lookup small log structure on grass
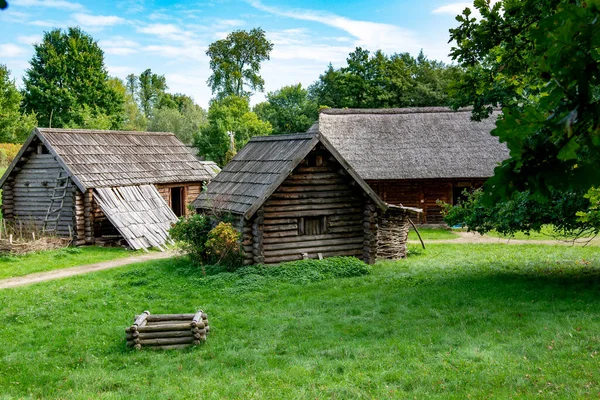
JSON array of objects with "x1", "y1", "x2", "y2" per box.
[{"x1": 125, "y1": 310, "x2": 210, "y2": 350}]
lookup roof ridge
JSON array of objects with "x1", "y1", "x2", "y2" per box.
[
  {"x1": 37, "y1": 128, "x2": 175, "y2": 136},
  {"x1": 320, "y1": 107, "x2": 475, "y2": 115},
  {"x1": 249, "y1": 132, "x2": 317, "y2": 142}
]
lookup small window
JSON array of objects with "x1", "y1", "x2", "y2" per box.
[{"x1": 298, "y1": 216, "x2": 327, "y2": 236}]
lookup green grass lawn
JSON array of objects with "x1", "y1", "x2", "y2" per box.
[
  {"x1": 1, "y1": 243, "x2": 600, "y2": 398},
  {"x1": 0, "y1": 246, "x2": 137, "y2": 279},
  {"x1": 486, "y1": 224, "x2": 599, "y2": 241},
  {"x1": 408, "y1": 227, "x2": 459, "y2": 240}
]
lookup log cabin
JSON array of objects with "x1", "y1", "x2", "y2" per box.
[
  {"x1": 311, "y1": 108, "x2": 509, "y2": 224},
  {"x1": 0, "y1": 128, "x2": 218, "y2": 250},
  {"x1": 193, "y1": 132, "x2": 419, "y2": 265}
]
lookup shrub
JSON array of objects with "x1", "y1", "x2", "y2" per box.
[
  {"x1": 0, "y1": 143, "x2": 21, "y2": 167},
  {"x1": 205, "y1": 222, "x2": 243, "y2": 270},
  {"x1": 169, "y1": 214, "x2": 213, "y2": 263},
  {"x1": 234, "y1": 256, "x2": 371, "y2": 284}
]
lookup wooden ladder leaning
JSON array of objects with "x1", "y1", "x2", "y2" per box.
[{"x1": 43, "y1": 170, "x2": 70, "y2": 233}]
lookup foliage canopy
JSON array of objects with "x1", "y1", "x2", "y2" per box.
[
  {"x1": 21, "y1": 27, "x2": 124, "y2": 129},
  {"x1": 254, "y1": 84, "x2": 318, "y2": 135},
  {"x1": 0, "y1": 65, "x2": 36, "y2": 143},
  {"x1": 206, "y1": 28, "x2": 273, "y2": 99},
  {"x1": 309, "y1": 48, "x2": 463, "y2": 108},
  {"x1": 445, "y1": 0, "x2": 600, "y2": 235},
  {"x1": 195, "y1": 95, "x2": 272, "y2": 166}
]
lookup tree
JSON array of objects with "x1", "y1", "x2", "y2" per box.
[
  {"x1": 195, "y1": 95, "x2": 272, "y2": 165},
  {"x1": 21, "y1": 27, "x2": 124, "y2": 129},
  {"x1": 444, "y1": 0, "x2": 600, "y2": 236},
  {"x1": 108, "y1": 77, "x2": 146, "y2": 131},
  {"x1": 137, "y1": 69, "x2": 167, "y2": 118},
  {"x1": 309, "y1": 48, "x2": 461, "y2": 108},
  {"x1": 0, "y1": 0, "x2": 7, "y2": 10},
  {"x1": 206, "y1": 28, "x2": 274, "y2": 99},
  {"x1": 254, "y1": 84, "x2": 318, "y2": 135},
  {"x1": 0, "y1": 65, "x2": 36, "y2": 143},
  {"x1": 148, "y1": 100, "x2": 207, "y2": 144}
]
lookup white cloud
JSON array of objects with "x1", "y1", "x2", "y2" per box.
[
  {"x1": 104, "y1": 47, "x2": 138, "y2": 56},
  {"x1": 0, "y1": 10, "x2": 30, "y2": 23},
  {"x1": 99, "y1": 38, "x2": 140, "y2": 48},
  {"x1": 29, "y1": 20, "x2": 60, "y2": 27},
  {"x1": 142, "y1": 45, "x2": 207, "y2": 62},
  {"x1": 267, "y1": 28, "x2": 351, "y2": 63},
  {"x1": 137, "y1": 23, "x2": 195, "y2": 42},
  {"x1": 106, "y1": 65, "x2": 138, "y2": 78},
  {"x1": 12, "y1": 0, "x2": 84, "y2": 11},
  {"x1": 214, "y1": 19, "x2": 245, "y2": 27},
  {"x1": 432, "y1": 1, "x2": 501, "y2": 18},
  {"x1": 248, "y1": 0, "x2": 420, "y2": 54},
  {"x1": 17, "y1": 35, "x2": 42, "y2": 45},
  {"x1": 0, "y1": 43, "x2": 28, "y2": 58},
  {"x1": 72, "y1": 13, "x2": 126, "y2": 27},
  {"x1": 432, "y1": 2, "x2": 473, "y2": 16}
]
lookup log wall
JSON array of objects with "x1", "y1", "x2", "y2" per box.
[
  {"x1": 367, "y1": 178, "x2": 486, "y2": 224},
  {"x1": 251, "y1": 145, "x2": 368, "y2": 265},
  {"x1": 3, "y1": 149, "x2": 75, "y2": 236}
]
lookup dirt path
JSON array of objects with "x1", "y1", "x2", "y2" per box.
[
  {"x1": 0, "y1": 250, "x2": 176, "y2": 289},
  {"x1": 409, "y1": 231, "x2": 598, "y2": 246}
]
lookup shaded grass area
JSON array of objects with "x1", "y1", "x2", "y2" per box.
[
  {"x1": 486, "y1": 224, "x2": 598, "y2": 241},
  {"x1": 1, "y1": 244, "x2": 600, "y2": 398},
  {"x1": 0, "y1": 246, "x2": 137, "y2": 279},
  {"x1": 408, "y1": 227, "x2": 459, "y2": 241}
]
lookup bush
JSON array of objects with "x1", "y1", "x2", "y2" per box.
[
  {"x1": 0, "y1": 143, "x2": 21, "y2": 167},
  {"x1": 169, "y1": 214, "x2": 213, "y2": 263},
  {"x1": 205, "y1": 222, "x2": 243, "y2": 270},
  {"x1": 235, "y1": 256, "x2": 371, "y2": 284}
]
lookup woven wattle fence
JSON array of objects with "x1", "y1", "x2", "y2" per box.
[
  {"x1": 376, "y1": 205, "x2": 411, "y2": 260},
  {"x1": 125, "y1": 310, "x2": 210, "y2": 350}
]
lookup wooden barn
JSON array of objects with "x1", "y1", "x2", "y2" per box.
[
  {"x1": 193, "y1": 132, "x2": 419, "y2": 265},
  {"x1": 0, "y1": 128, "x2": 218, "y2": 250},
  {"x1": 312, "y1": 108, "x2": 509, "y2": 224}
]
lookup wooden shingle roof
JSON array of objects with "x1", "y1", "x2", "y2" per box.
[
  {"x1": 193, "y1": 132, "x2": 386, "y2": 219},
  {"x1": 313, "y1": 107, "x2": 509, "y2": 180},
  {"x1": 0, "y1": 128, "x2": 217, "y2": 192}
]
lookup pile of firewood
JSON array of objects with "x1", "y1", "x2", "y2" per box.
[{"x1": 125, "y1": 310, "x2": 210, "y2": 350}]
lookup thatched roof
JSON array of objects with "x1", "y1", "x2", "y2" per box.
[
  {"x1": 312, "y1": 108, "x2": 508, "y2": 180},
  {"x1": 193, "y1": 132, "x2": 386, "y2": 219},
  {"x1": 0, "y1": 128, "x2": 217, "y2": 192}
]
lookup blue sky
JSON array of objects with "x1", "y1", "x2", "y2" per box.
[{"x1": 0, "y1": 0, "x2": 474, "y2": 108}]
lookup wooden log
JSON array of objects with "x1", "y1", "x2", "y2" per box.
[
  {"x1": 263, "y1": 202, "x2": 361, "y2": 213},
  {"x1": 192, "y1": 328, "x2": 207, "y2": 335},
  {"x1": 263, "y1": 224, "x2": 297, "y2": 232},
  {"x1": 263, "y1": 230, "x2": 301, "y2": 238},
  {"x1": 262, "y1": 218, "x2": 298, "y2": 225},
  {"x1": 191, "y1": 310, "x2": 203, "y2": 326},
  {"x1": 263, "y1": 207, "x2": 363, "y2": 219},
  {"x1": 264, "y1": 242, "x2": 363, "y2": 258},
  {"x1": 264, "y1": 236, "x2": 363, "y2": 251},
  {"x1": 133, "y1": 310, "x2": 150, "y2": 326},
  {"x1": 125, "y1": 331, "x2": 140, "y2": 339},
  {"x1": 263, "y1": 232, "x2": 361, "y2": 245},
  {"x1": 136, "y1": 323, "x2": 193, "y2": 332},
  {"x1": 138, "y1": 337, "x2": 196, "y2": 346},
  {"x1": 276, "y1": 184, "x2": 350, "y2": 193},
  {"x1": 145, "y1": 314, "x2": 196, "y2": 322}
]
